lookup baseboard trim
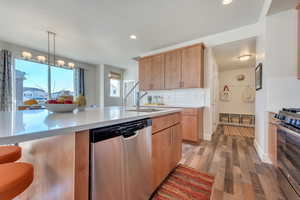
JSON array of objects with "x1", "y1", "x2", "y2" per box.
[
  {"x1": 254, "y1": 139, "x2": 272, "y2": 164},
  {"x1": 203, "y1": 132, "x2": 212, "y2": 141}
]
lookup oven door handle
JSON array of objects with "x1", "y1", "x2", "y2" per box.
[{"x1": 277, "y1": 124, "x2": 299, "y2": 136}]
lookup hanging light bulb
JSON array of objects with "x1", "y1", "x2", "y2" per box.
[
  {"x1": 57, "y1": 60, "x2": 65, "y2": 67},
  {"x1": 37, "y1": 55, "x2": 46, "y2": 63},
  {"x1": 68, "y1": 62, "x2": 75, "y2": 68},
  {"x1": 21, "y1": 51, "x2": 32, "y2": 60}
]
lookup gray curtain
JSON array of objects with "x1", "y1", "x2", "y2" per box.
[
  {"x1": 75, "y1": 68, "x2": 85, "y2": 97},
  {"x1": 79, "y1": 68, "x2": 85, "y2": 96},
  {"x1": 0, "y1": 50, "x2": 13, "y2": 111}
]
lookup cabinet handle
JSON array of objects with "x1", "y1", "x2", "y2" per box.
[{"x1": 182, "y1": 81, "x2": 184, "y2": 87}]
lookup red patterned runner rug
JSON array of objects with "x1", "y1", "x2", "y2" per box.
[{"x1": 152, "y1": 164, "x2": 214, "y2": 200}]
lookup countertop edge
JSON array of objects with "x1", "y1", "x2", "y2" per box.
[{"x1": 0, "y1": 109, "x2": 182, "y2": 145}]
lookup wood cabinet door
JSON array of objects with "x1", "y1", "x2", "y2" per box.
[
  {"x1": 152, "y1": 128, "x2": 172, "y2": 190},
  {"x1": 268, "y1": 123, "x2": 277, "y2": 165},
  {"x1": 171, "y1": 124, "x2": 182, "y2": 169},
  {"x1": 151, "y1": 54, "x2": 165, "y2": 90},
  {"x1": 165, "y1": 50, "x2": 182, "y2": 89},
  {"x1": 181, "y1": 44, "x2": 204, "y2": 88},
  {"x1": 182, "y1": 115, "x2": 199, "y2": 142},
  {"x1": 138, "y1": 58, "x2": 152, "y2": 91}
]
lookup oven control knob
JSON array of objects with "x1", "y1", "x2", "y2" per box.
[{"x1": 296, "y1": 120, "x2": 300, "y2": 128}]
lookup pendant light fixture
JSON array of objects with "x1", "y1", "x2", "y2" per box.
[
  {"x1": 47, "y1": 31, "x2": 57, "y2": 67},
  {"x1": 47, "y1": 31, "x2": 57, "y2": 98}
]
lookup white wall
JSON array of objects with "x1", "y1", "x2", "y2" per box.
[
  {"x1": 84, "y1": 66, "x2": 97, "y2": 106},
  {"x1": 203, "y1": 48, "x2": 219, "y2": 140},
  {"x1": 124, "y1": 63, "x2": 138, "y2": 81},
  {"x1": 255, "y1": 9, "x2": 300, "y2": 163},
  {"x1": 95, "y1": 64, "x2": 105, "y2": 107},
  {"x1": 255, "y1": 18, "x2": 269, "y2": 162},
  {"x1": 219, "y1": 68, "x2": 255, "y2": 114},
  {"x1": 265, "y1": 9, "x2": 300, "y2": 111}
]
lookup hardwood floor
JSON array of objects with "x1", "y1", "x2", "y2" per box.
[
  {"x1": 223, "y1": 125, "x2": 254, "y2": 138},
  {"x1": 180, "y1": 126, "x2": 285, "y2": 200}
]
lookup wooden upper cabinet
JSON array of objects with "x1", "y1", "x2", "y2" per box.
[
  {"x1": 139, "y1": 43, "x2": 204, "y2": 90},
  {"x1": 181, "y1": 44, "x2": 204, "y2": 88},
  {"x1": 165, "y1": 50, "x2": 182, "y2": 89},
  {"x1": 151, "y1": 54, "x2": 165, "y2": 90},
  {"x1": 139, "y1": 57, "x2": 152, "y2": 91}
]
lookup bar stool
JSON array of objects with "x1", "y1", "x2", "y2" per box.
[
  {"x1": 0, "y1": 162, "x2": 34, "y2": 200},
  {"x1": 0, "y1": 146, "x2": 34, "y2": 199},
  {"x1": 0, "y1": 146, "x2": 21, "y2": 164}
]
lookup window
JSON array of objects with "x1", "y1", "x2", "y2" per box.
[
  {"x1": 15, "y1": 59, "x2": 74, "y2": 106},
  {"x1": 109, "y1": 72, "x2": 121, "y2": 98},
  {"x1": 51, "y1": 66, "x2": 74, "y2": 99},
  {"x1": 110, "y1": 78, "x2": 121, "y2": 97}
]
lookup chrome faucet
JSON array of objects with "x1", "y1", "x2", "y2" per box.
[
  {"x1": 123, "y1": 81, "x2": 147, "y2": 110},
  {"x1": 135, "y1": 91, "x2": 148, "y2": 110}
]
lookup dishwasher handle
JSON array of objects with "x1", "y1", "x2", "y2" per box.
[
  {"x1": 123, "y1": 131, "x2": 139, "y2": 140},
  {"x1": 90, "y1": 118, "x2": 152, "y2": 143}
]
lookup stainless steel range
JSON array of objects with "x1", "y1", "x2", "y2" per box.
[{"x1": 275, "y1": 108, "x2": 300, "y2": 199}]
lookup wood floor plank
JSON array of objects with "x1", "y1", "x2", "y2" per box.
[
  {"x1": 212, "y1": 188, "x2": 224, "y2": 200},
  {"x1": 223, "y1": 125, "x2": 254, "y2": 138},
  {"x1": 180, "y1": 125, "x2": 284, "y2": 200}
]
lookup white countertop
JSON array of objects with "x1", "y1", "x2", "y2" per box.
[
  {"x1": 0, "y1": 106, "x2": 182, "y2": 145},
  {"x1": 142, "y1": 105, "x2": 204, "y2": 108}
]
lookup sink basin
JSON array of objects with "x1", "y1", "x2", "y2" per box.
[{"x1": 126, "y1": 108, "x2": 161, "y2": 112}]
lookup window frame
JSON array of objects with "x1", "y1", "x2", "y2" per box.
[
  {"x1": 108, "y1": 72, "x2": 122, "y2": 98},
  {"x1": 14, "y1": 58, "x2": 75, "y2": 105}
]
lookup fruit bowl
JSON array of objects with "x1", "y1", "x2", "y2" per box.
[{"x1": 45, "y1": 103, "x2": 77, "y2": 113}]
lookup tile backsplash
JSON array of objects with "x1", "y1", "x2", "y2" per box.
[{"x1": 141, "y1": 88, "x2": 207, "y2": 107}]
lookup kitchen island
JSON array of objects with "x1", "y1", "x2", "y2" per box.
[
  {"x1": 0, "y1": 106, "x2": 182, "y2": 200},
  {"x1": 0, "y1": 106, "x2": 181, "y2": 145}
]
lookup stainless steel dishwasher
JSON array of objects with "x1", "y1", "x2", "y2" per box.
[{"x1": 90, "y1": 119, "x2": 152, "y2": 200}]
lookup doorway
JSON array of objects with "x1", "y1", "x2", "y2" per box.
[{"x1": 212, "y1": 37, "x2": 256, "y2": 139}]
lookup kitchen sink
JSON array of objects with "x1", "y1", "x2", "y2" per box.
[{"x1": 126, "y1": 108, "x2": 161, "y2": 112}]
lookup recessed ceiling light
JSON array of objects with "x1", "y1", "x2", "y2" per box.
[
  {"x1": 222, "y1": 0, "x2": 233, "y2": 5},
  {"x1": 238, "y1": 55, "x2": 251, "y2": 61},
  {"x1": 130, "y1": 35, "x2": 137, "y2": 39}
]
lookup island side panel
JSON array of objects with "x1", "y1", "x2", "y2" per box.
[
  {"x1": 75, "y1": 130, "x2": 90, "y2": 200},
  {"x1": 17, "y1": 133, "x2": 76, "y2": 200}
]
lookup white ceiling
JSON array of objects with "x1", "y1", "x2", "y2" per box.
[
  {"x1": 268, "y1": 0, "x2": 299, "y2": 15},
  {"x1": 213, "y1": 37, "x2": 257, "y2": 71},
  {"x1": 0, "y1": 0, "x2": 264, "y2": 69}
]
